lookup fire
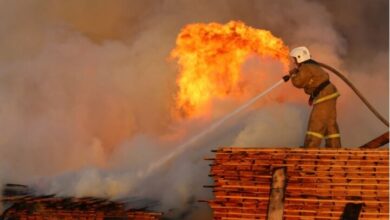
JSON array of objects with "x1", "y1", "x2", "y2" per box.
[{"x1": 171, "y1": 21, "x2": 290, "y2": 118}]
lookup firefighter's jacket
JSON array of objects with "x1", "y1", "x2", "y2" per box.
[{"x1": 290, "y1": 60, "x2": 341, "y2": 148}]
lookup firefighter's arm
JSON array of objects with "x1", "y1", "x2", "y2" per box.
[{"x1": 290, "y1": 65, "x2": 311, "y2": 89}]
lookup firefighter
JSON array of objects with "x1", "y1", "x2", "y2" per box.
[{"x1": 289, "y1": 46, "x2": 341, "y2": 148}]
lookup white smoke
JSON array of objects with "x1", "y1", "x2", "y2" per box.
[{"x1": 0, "y1": 0, "x2": 387, "y2": 219}]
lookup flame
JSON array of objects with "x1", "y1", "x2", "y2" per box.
[{"x1": 171, "y1": 21, "x2": 290, "y2": 118}]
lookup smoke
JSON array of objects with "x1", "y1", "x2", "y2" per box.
[{"x1": 0, "y1": 0, "x2": 387, "y2": 219}]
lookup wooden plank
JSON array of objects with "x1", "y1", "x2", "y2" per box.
[
  {"x1": 284, "y1": 209, "x2": 389, "y2": 216},
  {"x1": 213, "y1": 157, "x2": 389, "y2": 163},
  {"x1": 266, "y1": 167, "x2": 286, "y2": 220},
  {"x1": 285, "y1": 197, "x2": 388, "y2": 204},
  {"x1": 214, "y1": 180, "x2": 389, "y2": 188},
  {"x1": 211, "y1": 185, "x2": 389, "y2": 194},
  {"x1": 211, "y1": 169, "x2": 389, "y2": 176},
  {"x1": 214, "y1": 154, "x2": 388, "y2": 159},
  {"x1": 215, "y1": 153, "x2": 389, "y2": 158},
  {"x1": 212, "y1": 174, "x2": 388, "y2": 181},
  {"x1": 216, "y1": 147, "x2": 389, "y2": 152},
  {"x1": 212, "y1": 163, "x2": 389, "y2": 169},
  {"x1": 360, "y1": 131, "x2": 389, "y2": 149}
]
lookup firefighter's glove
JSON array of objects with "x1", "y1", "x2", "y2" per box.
[{"x1": 289, "y1": 68, "x2": 299, "y2": 76}]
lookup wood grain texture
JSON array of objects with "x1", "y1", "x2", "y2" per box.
[{"x1": 205, "y1": 147, "x2": 389, "y2": 220}]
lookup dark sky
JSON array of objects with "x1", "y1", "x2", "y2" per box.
[{"x1": 317, "y1": 0, "x2": 389, "y2": 69}]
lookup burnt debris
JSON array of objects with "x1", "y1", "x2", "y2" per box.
[{"x1": 1, "y1": 184, "x2": 162, "y2": 220}]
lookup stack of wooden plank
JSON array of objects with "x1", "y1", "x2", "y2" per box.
[
  {"x1": 205, "y1": 147, "x2": 389, "y2": 219},
  {"x1": 3, "y1": 211, "x2": 162, "y2": 220},
  {"x1": 127, "y1": 211, "x2": 163, "y2": 220},
  {"x1": 1, "y1": 193, "x2": 162, "y2": 219}
]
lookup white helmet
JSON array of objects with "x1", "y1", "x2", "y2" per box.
[{"x1": 290, "y1": 46, "x2": 311, "y2": 63}]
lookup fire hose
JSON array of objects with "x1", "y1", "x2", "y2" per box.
[
  {"x1": 283, "y1": 61, "x2": 389, "y2": 128},
  {"x1": 141, "y1": 61, "x2": 388, "y2": 177}
]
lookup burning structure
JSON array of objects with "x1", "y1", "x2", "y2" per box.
[
  {"x1": 204, "y1": 147, "x2": 389, "y2": 219},
  {"x1": 1, "y1": 184, "x2": 162, "y2": 220},
  {"x1": 171, "y1": 21, "x2": 290, "y2": 118}
]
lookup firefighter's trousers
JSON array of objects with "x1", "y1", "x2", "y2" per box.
[{"x1": 304, "y1": 93, "x2": 341, "y2": 148}]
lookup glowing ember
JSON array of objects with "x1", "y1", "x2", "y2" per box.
[{"x1": 171, "y1": 21, "x2": 289, "y2": 117}]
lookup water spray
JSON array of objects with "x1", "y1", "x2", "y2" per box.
[
  {"x1": 137, "y1": 60, "x2": 389, "y2": 180},
  {"x1": 137, "y1": 77, "x2": 289, "y2": 179}
]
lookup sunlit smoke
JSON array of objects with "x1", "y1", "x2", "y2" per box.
[
  {"x1": 137, "y1": 79, "x2": 286, "y2": 179},
  {"x1": 0, "y1": 1, "x2": 387, "y2": 220}
]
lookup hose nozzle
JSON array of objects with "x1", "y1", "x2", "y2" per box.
[{"x1": 282, "y1": 75, "x2": 290, "y2": 82}]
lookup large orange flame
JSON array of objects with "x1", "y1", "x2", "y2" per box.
[{"x1": 171, "y1": 21, "x2": 290, "y2": 118}]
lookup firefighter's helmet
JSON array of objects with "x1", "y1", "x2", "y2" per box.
[{"x1": 290, "y1": 46, "x2": 311, "y2": 63}]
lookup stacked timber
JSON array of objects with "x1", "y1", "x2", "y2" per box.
[
  {"x1": 205, "y1": 147, "x2": 389, "y2": 220},
  {"x1": 1, "y1": 190, "x2": 162, "y2": 220}
]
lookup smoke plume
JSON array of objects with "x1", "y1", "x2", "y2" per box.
[{"x1": 0, "y1": 0, "x2": 388, "y2": 219}]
